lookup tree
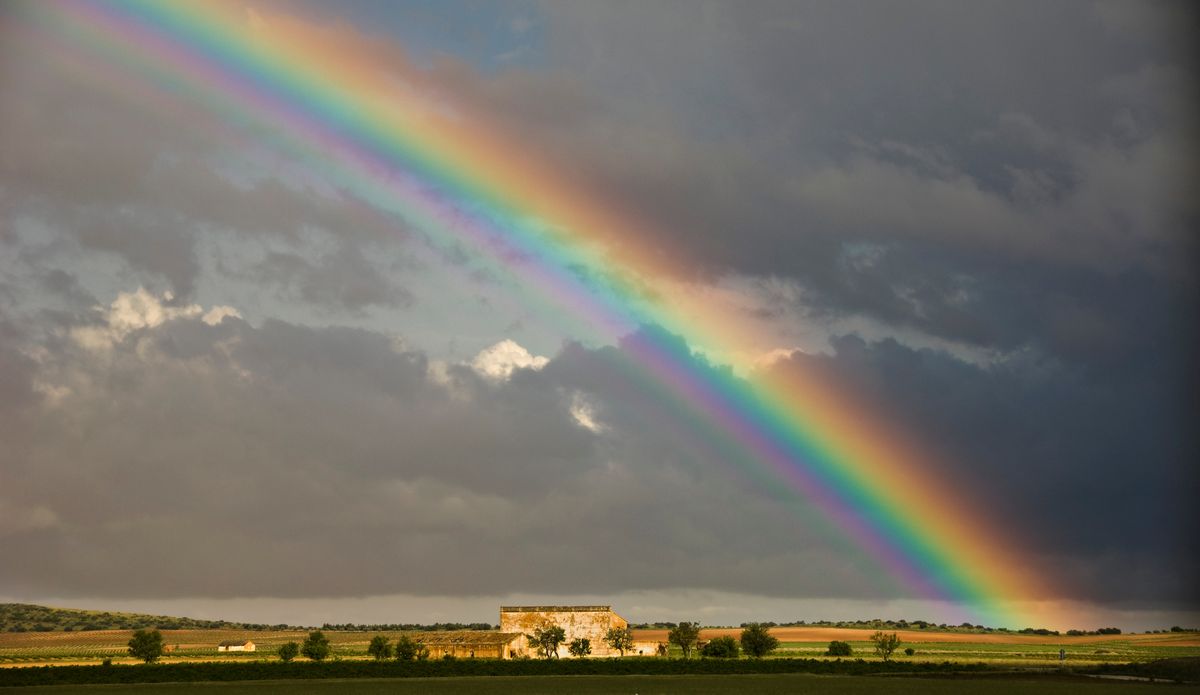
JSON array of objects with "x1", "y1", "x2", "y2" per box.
[
  {"x1": 700, "y1": 635, "x2": 739, "y2": 658},
  {"x1": 277, "y1": 641, "x2": 299, "y2": 662},
  {"x1": 525, "y1": 623, "x2": 566, "y2": 659},
  {"x1": 367, "y1": 635, "x2": 393, "y2": 661},
  {"x1": 127, "y1": 628, "x2": 164, "y2": 663},
  {"x1": 826, "y1": 640, "x2": 852, "y2": 656},
  {"x1": 667, "y1": 621, "x2": 701, "y2": 659},
  {"x1": 394, "y1": 634, "x2": 419, "y2": 661},
  {"x1": 568, "y1": 637, "x2": 592, "y2": 657},
  {"x1": 604, "y1": 626, "x2": 635, "y2": 657},
  {"x1": 301, "y1": 630, "x2": 331, "y2": 661},
  {"x1": 739, "y1": 623, "x2": 779, "y2": 658},
  {"x1": 870, "y1": 631, "x2": 901, "y2": 661}
]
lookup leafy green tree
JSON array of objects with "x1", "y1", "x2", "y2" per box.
[
  {"x1": 825, "y1": 640, "x2": 852, "y2": 656},
  {"x1": 667, "y1": 621, "x2": 701, "y2": 658},
  {"x1": 277, "y1": 641, "x2": 299, "y2": 662},
  {"x1": 568, "y1": 637, "x2": 592, "y2": 657},
  {"x1": 525, "y1": 623, "x2": 567, "y2": 659},
  {"x1": 604, "y1": 626, "x2": 635, "y2": 656},
  {"x1": 127, "y1": 628, "x2": 164, "y2": 663},
  {"x1": 870, "y1": 631, "x2": 901, "y2": 661},
  {"x1": 367, "y1": 635, "x2": 393, "y2": 660},
  {"x1": 700, "y1": 635, "x2": 739, "y2": 658},
  {"x1": 301, "y1": 630, "x2": 332, "y2": 661},
  {"x1": 739, "y1": 623, "x2": 779, "y2": 658},
  {"x1": 394, "y1": 634, "x2": 420, "y2": 661}
]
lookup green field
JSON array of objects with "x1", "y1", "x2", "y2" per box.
[
  {"x1": 2, "y1": 674, "x2": 1197, "y2": 695},
  {"x1": 772, "y1": 639, "x2": 1200, "y2": 666}
]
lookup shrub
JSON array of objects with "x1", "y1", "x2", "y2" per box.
[
  {"x1": 277, "y1": 642, "x2": 299, "y2": 662},
  {"x1": 568, "y1": 638, "x2": 591, "y2": 658},
  {"x1": 367, "y1": 635, "x2": 392, "y2": 661},
  {"x1": 700, "y1": 635, "x2": 739, "y2": 658},
  {"x1": 394, "y1": 635, "x2": 419, "y2": 661},
  {"x1": 904, "y1": 647, "x2": 915, "y2": 657},
  {"x1": 301, "y1": 631, "x2": 331, "y2": 661},
  {"x1": 826, "y1": 640, "x2": 852, "y2": 656}
]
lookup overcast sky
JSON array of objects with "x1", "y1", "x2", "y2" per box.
[{"x1": 0, "y1": 0, "x2": 1196, "y2": 631}]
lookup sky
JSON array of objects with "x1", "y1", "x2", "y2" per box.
[{"x1": 0, "y1": 0, "x2": 1196, "y2": 632}]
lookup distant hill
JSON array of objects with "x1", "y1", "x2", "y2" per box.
[
  {"x1": 0, "y1": 604, "x2": 496, "y2": 633},
  {"x1": 0, "y1": 603, "x2": 301, "y2": 633}
]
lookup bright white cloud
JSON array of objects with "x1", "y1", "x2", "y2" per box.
[
  {"x1": 470, "y1": 339, "x2": 549, "y2": 380},
  {"x1": 569, "y1": 391, "x2": 605, "y2": 433},
  {"x1": 71, "y1": 288, "x2": 240, "y2": 351}
]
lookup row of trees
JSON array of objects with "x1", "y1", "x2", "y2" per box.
[
  {"x1": 126, "y1": 626, "x2": 910, "y2": 664},
  {"x1": 665, "y1": 623, "x2": 780, "y2": 659},
  {"x1": 825, "y1": 632, "x2": 907, "y2": 661},
  {"x1": 523, "y1": 624, "x2": 638, "y2": 659},
  {"x1": 279, "y1": 631, "x2": 431, "y2": 662},
  {"x1": 125, "y1": 629, "x2": 428, "y2": 664}
]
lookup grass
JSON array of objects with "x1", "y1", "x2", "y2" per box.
[
  {"x1": 0, "y1": 630, "x2": 400, "y2": 665},
  {"x1": 2, "y1": 674, "x2": 1196, "y2": 695},
  {"x1": 771, "y1": 640, "x2": 1200, "y2": 667}
]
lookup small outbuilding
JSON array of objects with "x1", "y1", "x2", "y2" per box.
[
  {"x1": 217, "y1": 640, "x2": 256, "y2": 652},
  {"x1": 413, "y1": 631, "x2": 524, "y2": 659}
]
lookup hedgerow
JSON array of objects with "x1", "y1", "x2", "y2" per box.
[{"x1": 0, "y1": 657, "x2": 988, "y2": 687}]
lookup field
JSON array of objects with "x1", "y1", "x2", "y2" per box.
[
  {"x1": 2, "y1": 674, "x2": 1198, "y2": 694},
  {"x1": 637, "y1": 627, "x2": 1200, "y2": 667},
  {"x1": 0, "y1": 629, "x2": 388, "y2": 666},
  {"x1": 2, "y1": 626, "x2": 1197, "y2": 668}
]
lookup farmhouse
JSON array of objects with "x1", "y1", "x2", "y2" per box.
[
  {"x1": 216, "y1": 640, "x2": 255, "y2": 652},
  {"x1": 500, "y1": 605, "x2": 628, "y2": 658}
]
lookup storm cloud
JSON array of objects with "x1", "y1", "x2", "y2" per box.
[{"x1": 0, "y1": 0, "x2": 1196, "y2": 626}]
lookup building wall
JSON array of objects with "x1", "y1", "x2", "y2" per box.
[
  {"x1": 424, "y1": 642, "x2": 504, "y2": 659},
  {"x1": 631, "y1": 640, "x2": 667, "y2": 657},
  {"x1": 500, "y1": 606, "x2": 628, "y2": 658}
]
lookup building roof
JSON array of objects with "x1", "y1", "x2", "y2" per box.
[
  {"x1": 500, "y1": 605, "x2": 612, "y2": 613},
  {"x1": 412, "y1": 631, "x2": 522, "y2": 647}
]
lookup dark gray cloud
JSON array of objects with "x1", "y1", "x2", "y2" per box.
[
  {"x1": 0, "y1": 306, "x2": 888, "y2": 600},
  {"x1": 0, "y1": 303, "x2": 1191, "y2": 606},
  {"x1": 444, "y1": 0, "x2": 1198, "y2": 358},
  {"x1": 765, "y1": 334, "x2": 1199, "y2": 606}
]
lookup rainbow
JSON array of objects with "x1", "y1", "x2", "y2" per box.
[{"x1": 20, "y1": 0, "x2": 1061, "y2": 628}]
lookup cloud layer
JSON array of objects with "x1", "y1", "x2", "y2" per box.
[
  {"x1": 0, "y1": 0, "x2": 1195, "y2": 623},
  {"x1": 0, "y1": 290, "x2": 1193, "y2": 607}
]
